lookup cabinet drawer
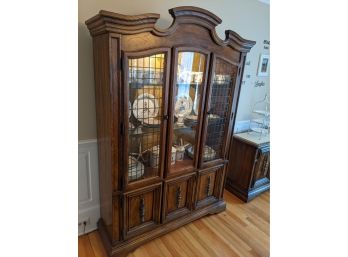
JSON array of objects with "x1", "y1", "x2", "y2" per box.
[
  {"x1": 123, "y1": 183, "x2": 162, "y2": 239},
  {"x1": 195, "y1": 165, "x2": 225, "y2": 208},
  {"x1": 162, "y1": 173, "x2": 196, "y2": 222}
]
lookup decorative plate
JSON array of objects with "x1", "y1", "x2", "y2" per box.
[
  {"x1": 174, "y1": 95, "x2": 193, "y2": 118},
  {"x1": 132, "y1": 93, "x2": 159, "y2": 122}
]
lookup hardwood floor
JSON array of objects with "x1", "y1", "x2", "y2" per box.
[{"x1": 78, "y1": 190, "x2": 270, "y2": 257}]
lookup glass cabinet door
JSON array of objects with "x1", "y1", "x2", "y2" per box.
[
  {"x1": 126, "y1": 52, "x2": 168, "y2": 183},
  {"x1": 167, "y1": 51, "x2": 208, "y2": 175},
  {"x1": 201, "y1": 57, "x2": 238, "y2": 163}
]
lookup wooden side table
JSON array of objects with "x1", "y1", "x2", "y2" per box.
[{"x1": 225, "y1": 132, "x2": 270, "y2": 202}]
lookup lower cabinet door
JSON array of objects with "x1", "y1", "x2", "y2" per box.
[
  {"x1": 123, "y1": 182, "x2": 162, "y2": 239},
  {"x1": 162, "y1": 173, "x2": 196, "y2": 223},
  {"x1": 195, "y1": 165, "x2": 225, "y2": 208},
  {"x1": 250, "y1": 146, "x2": 270, "y2": 189}
]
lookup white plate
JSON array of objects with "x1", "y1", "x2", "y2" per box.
[
  {"x1": 132, "y1": 93, "x2": 159, "y2": 121},
  {"x1": 174, "y1": 95, "x2": 193, "y2": 118}
]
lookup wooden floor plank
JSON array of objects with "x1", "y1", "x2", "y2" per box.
[
  {"x1": 88, "y1": 231, "x2": 108, "y2": 257},
  {"x1": 197, "y1": 218, "x2": 244, "y2": 257},
  {"x1": 204, "y1": 215, "x2": 257, "y2": 257},
  {"x1": 78, "y1": 190, "x2": 270, "y2": 257},
  {"x1": 179, "y1": 225, "x2": 215, "y2": 257},
  {"x1": 149, "y1": 238, "x2": 175, "y2": 257},
  {"x1": 216, "y1": 213, "x2": 270, "y2": 257},
  {"x1": 132, "y1": 246, "x2": 153, "y2": 257},
  {"x1": 78, "y1": 234, "x2": 95, "y2": 257},
  {"x1": 160, "y1": 233, "x2": 192, "y2": 257}
]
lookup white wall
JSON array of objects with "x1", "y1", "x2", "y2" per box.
[
  {"x1": 78, "y1": 0, "x2": 270, "y2": 140},
  {"x1": 78, "y1": 140, "x2": 100, "y2": 235}
]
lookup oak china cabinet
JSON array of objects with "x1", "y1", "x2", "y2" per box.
[{"x1": 86, "y1": 6, "x2": 255, "y2": 257}]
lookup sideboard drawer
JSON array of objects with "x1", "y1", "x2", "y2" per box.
[
  {"x1": 123, "y1": 183, "x2": 162, "y2": 239},
  {"x1": 162, "y1": 173, "x2": 196, "y2": 223},
  {"x1": 195, "y1": 165, "x2": 225, "y2": 208}
]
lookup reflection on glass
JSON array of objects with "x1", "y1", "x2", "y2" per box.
[
  {"x1": 203, "y1": 58, "x2": 236, "y2": 162},
  {"x1": 127, "y1": 53, "x2": 165, "y2": 182},
  {"x1": 170, "y1": 51, "x2": 206, "y2": 173}
]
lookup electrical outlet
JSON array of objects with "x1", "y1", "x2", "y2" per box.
[{"x1": 78, "y1": 217, "x2": 90, "y2": 226}]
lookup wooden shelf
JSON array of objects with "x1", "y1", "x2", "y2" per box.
[{"x1": 169, "y1": 157, "x2": 194, "y2": 174}]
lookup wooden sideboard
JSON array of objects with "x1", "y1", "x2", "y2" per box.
[{"x1": 226, "y1": 132, "x2": 270, "y2": 202}]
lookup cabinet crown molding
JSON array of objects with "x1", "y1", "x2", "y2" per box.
[{"x1": 85, "y1": 6, "x2": 256, "y2": 53}]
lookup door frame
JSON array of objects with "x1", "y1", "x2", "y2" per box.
[
  {"x1": 199, "y1": 54, "x2": 240, "y2": 169},
  {"x1": 165, "y1": 46, "x2": 211, "y2": 178},
  {"x1": 122, "y1": 48, "x2": 172, "y2": 189}
]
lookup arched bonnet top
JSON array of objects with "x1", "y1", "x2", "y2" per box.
[{"x1": 86, "y1": 6, "x2": 256, "y2": 53}]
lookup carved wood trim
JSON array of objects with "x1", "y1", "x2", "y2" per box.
[
  {"x1": 139, "y1": 196, "x2": 145, "y2": 223},
  {"x1": 206, "y1": 176, "x2": 212, "y2": 197},
  {"x1": 86, "y1": 6, "x2": 256, "y2": 52},
  {"x1": 161, "y1": 173, "x2": 196, "y2": 223},
  {"x1": 175, "y1": 186, "x2": 182, "y2": 209},
  {"x1": 123, "y1": 183, "x2": 162, "y2": 239}
]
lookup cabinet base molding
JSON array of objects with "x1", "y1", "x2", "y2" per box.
[
  {"x1": 225, "y1": 177, "x2": 269, "y2": 202},
  {"x1": 98, "y1": 200, "x2": 226, "y2": 257}
]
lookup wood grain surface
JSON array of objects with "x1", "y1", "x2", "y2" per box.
[{"x1": 78, "y1": 190, "x2": 269, "y2": 257}]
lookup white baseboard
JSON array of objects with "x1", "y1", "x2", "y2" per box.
[
  {"x1": 78, "y1": 139, "x2": 100, "y2": 235},
  {"x1": 78, "y1": 204, "x2": 100, "y2": 235}
]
